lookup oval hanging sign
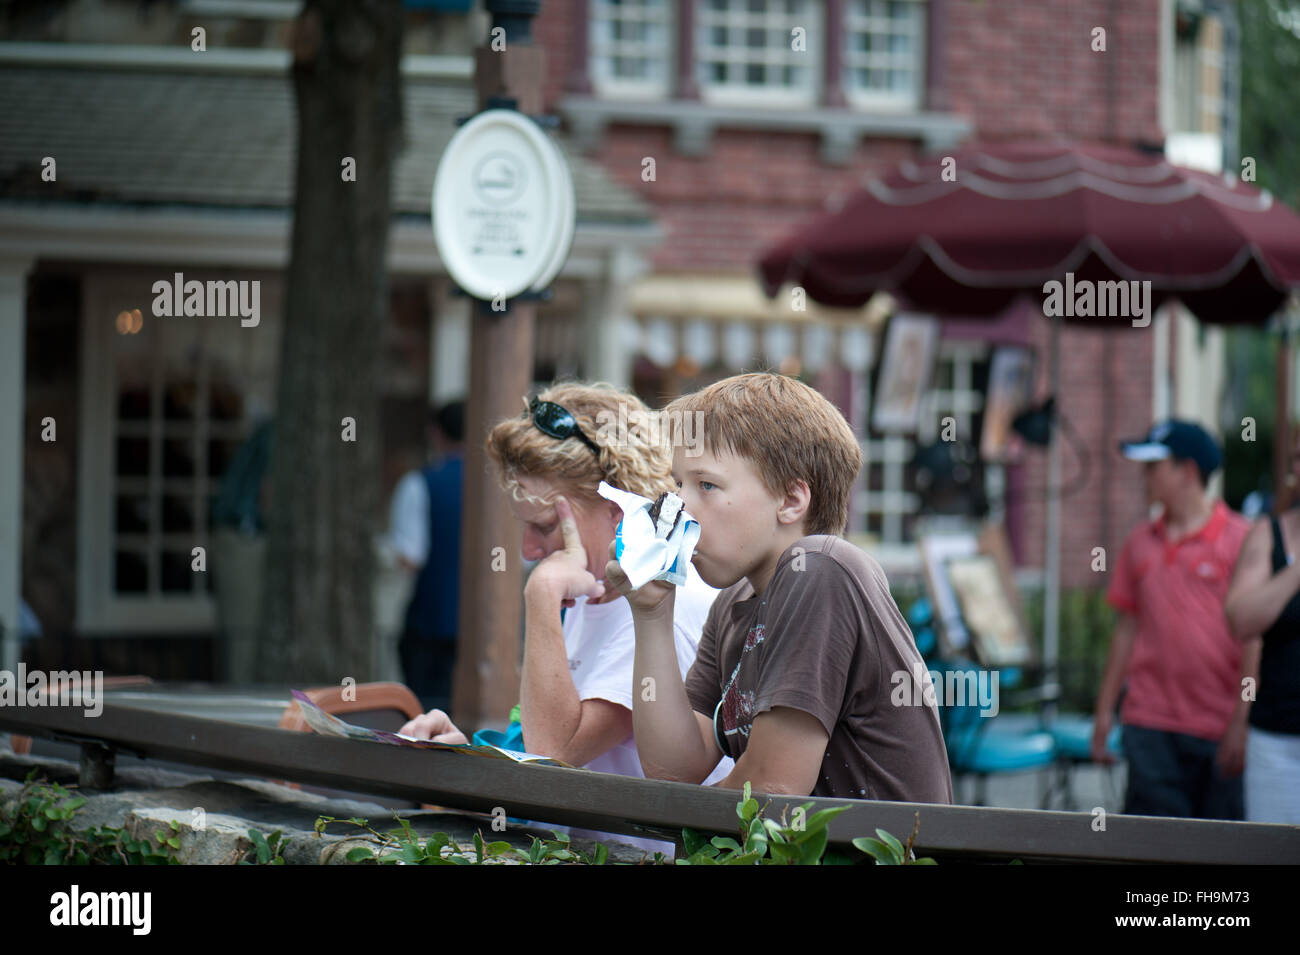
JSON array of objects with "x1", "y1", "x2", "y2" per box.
[{"x1": 432, "y1": 109, "x2": 575, "y2": 301}]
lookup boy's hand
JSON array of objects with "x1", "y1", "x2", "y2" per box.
[
  {"x1": 400, "y1": 709, "x2": 469, "y2": 745},
  {"x1": 1090, "y1": 712, "x2": 1117, "y2": 765},
  {"x1": 1216, "y1": 713, "x2": 1247, "y2": 778},
  {"x1": 605, "y1": 539, "x2": 675, "y2": 620},
  {"x1": 524, "y1": 496, "x2": 605, "y2": 609}
]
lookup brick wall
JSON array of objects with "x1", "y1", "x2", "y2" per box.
[
  {"x1": 943, "y1": 0, "x2": 1163, "y2": 145},
  {"x1": 1014, "y1": 320, "x2": 1155, "y2": 588},
  {"x1": 533, "y1": 0, "x2": 1165, "y2": 584},
  {"x1": 538, "y1": 0, "x2": 1163, "y2": 275}
]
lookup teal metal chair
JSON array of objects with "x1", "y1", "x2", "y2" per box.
[
  {"x1": 927, "y1": 658, "x2": 1057, "y2": 806},
  {"x1": 906, "y1": 597, "x2": 1122, "y2": 809}
]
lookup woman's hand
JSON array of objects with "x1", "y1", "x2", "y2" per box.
[
  {"x1": 399, "y1": 709, "x2": 468, "y2": 745},
  {"x1": 524, "y1": 496, "x2": 606, "y2": 609},
  {"x1": 605, "y1": 538, "x2": 676, "y2": 620}
]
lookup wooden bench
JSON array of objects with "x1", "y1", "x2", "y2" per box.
[{"x1": 3, "y1": 699, "x2": 1298, "y2": 864}]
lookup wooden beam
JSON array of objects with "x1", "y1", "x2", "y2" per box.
[
  {"x1": 4, "y1": 703, "x2": 1299, "y2": 864},
  {"x1": 451, "y1": 27, "x2": 547, "y2": 729}
]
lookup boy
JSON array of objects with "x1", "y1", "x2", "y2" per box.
[
  {"x1": 1092, "y1": 420, "x2": 1252, "y2": 819},
  {"x1": 605, "y1": 373, "x2": 953, "y2": 802}
]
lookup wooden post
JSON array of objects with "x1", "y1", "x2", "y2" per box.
[{"x1": 452, "y1": 3, "x2": 546, "y2": 731}]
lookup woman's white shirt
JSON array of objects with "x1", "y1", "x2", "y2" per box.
[{"x1": 560, "y1": 562, "x2": 733, "y2": 785}]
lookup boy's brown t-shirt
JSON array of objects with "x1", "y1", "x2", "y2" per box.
[{"x1": 684, "y1": 535, "x2": 953, "y2": 803}]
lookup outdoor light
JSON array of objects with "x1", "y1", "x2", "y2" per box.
[{"x1": 1012, "y1": 396, "x2": 1056, "y2": 447}]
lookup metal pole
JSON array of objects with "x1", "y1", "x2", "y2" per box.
[
  {"x1": 1275, "y1": 322, "x2": 1294, "y2": 513},
  {"x1": 1043, "y1": 308, "x2": 1062, "y2": 711}
]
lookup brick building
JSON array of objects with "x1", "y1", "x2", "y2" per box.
[
  {"x1": 525, "y1": 0, "x2": 1233, "y2": 584},
  {"x1": 0, "y1": 0, "x2": 1239, "y2": 678}
]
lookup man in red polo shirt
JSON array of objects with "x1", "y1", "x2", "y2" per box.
[{"x1": 1091, "y1": 420, "x2": 1252, "y2": 819}]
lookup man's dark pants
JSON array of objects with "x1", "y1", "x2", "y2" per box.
[
  {"x1": 1121, "y1": 724, "x2": 1244, "y2": 820},
  {"x1": 399, "y1": 632, "x2": 457, "y2": 714}
]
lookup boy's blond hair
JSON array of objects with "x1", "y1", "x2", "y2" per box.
[
  {"x1": 665, "y1": 373, "x2": 862, "y2": 536},
  {"x1": 486, "y1": 381, "x2": 675, "y2": 512}
]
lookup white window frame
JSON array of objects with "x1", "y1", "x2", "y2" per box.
[
  {"x1": 695, "y1": 0, "x2": 823, "y2": 107},
  {"x1": 855, "y1": 339, "x2": 989, "y2": 545},
  {"x1": 76, "y1": 272, "x2": 277, "y2": 634},
  {"x1": 843, "y1": 0, "x2": 927, "y2": 112},
  {"x1": 589, "y1": 0, "x2": 676, "y2": 100}
]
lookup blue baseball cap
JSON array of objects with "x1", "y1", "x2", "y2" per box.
[{"x1": 1119, "y1": 419, "x2": 1222, "y2": 480}]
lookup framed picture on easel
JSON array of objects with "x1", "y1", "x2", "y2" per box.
[
  {"x1": 919, "y1": 524, "x2": 1035, "y2": 667},
  {"x1": 871, "y1": 313, "x2": 939, "y2": 434}
]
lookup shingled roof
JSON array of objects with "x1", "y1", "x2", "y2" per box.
[{"x1": 0, "y1": 56, "x2": 653, "y2": 226}]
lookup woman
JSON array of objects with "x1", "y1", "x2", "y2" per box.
[
  {"x1": 1225, "y1": 433, "x2": 1300, "y2": 823},
  {"x1": 400, "y1": 383, "x2": 731, "y2": 829}
]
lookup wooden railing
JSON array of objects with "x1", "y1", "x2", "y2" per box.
[{"x1": 3, "y1": 701, "x2": 1298, "y2": 864}]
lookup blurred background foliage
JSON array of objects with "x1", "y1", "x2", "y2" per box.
[
  {"x1": 1239, "y1": 0, "x2": 1300, "y2": 211},
  {"x1": 1223, "y1": 0, "x2": 1300, "y2": 511}
]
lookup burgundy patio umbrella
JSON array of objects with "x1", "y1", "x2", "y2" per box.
[
  {"x1": 757, "y1": 141, "x2": 1300, "y2": 679},
  {"x1": 759, "y1": 140, "x2": 1300, "y2": 324}
]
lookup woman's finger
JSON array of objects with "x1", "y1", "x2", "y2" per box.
[{"x1": 555, "y1": 496, "x2": 586, "y2": 563}]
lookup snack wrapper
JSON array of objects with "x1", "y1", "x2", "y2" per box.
[{"x1": 597, "y1": 481, "x2": 700, "y2": 588}]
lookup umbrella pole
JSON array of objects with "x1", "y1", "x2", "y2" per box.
[
  {"x1": 1043, "y1": 308, "x2": 1062, "y2": 714},
  {"x1": 1275, "y1": 323, "x2": 1294, "y2": 513}
]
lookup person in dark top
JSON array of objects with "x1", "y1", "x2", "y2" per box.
[
  {"x1": 388, "y1": 401, "x2": 465, "y2": 712},
  {"x1": 1226, "y1": 431, "x2": 1300, "y2": 823}
]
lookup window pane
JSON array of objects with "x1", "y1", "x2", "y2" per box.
[
  {"x1": 160, "y1": 551, "x2": 194, "y2": 593},
  {"x1": 163, "y1": 438, "x2": 195, "y2": 478},
  {"x1": 592, "y1": 0, "x2": 671, "y2": 93},
  {"x1": 117, "y1": 437, "x2": 150, "y2": 477},
  {"x1": 209, "y1": 379, "x2": 242, "y2": 423},
  {"x1": 162, "y1": 495, "x2": 194, "y2": 535},
  {"x1": 118, "y1": 386, "x2": 150, "y2": 421},
  {"x1": 114, "y1": 550, "x2": 149, "y2": 593},
  {"x1": 698, "y1": 0, "x2": 816, "y2": 95},
  {"x1": 163, "y1": 381, "x2": 197, "y2": 421},
  {"x1": 845, "y1": 0, "x2": 923, "y2": 104},
  {"x1": 208, "y1": 438, "x2": 241, "y2": 480},
  {"x1": 115, "y1": 495, "x2": 150, "y2": 535}
]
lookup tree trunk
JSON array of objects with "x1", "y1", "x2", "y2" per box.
[{"x1": 259, "y1": 0, "x2": 404, "y2": 683}]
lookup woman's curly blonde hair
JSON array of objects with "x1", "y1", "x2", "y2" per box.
[{"x1": 486, "y1": 382, "x2": 675, "y2": 511}]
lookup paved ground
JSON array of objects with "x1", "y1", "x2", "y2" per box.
[{"x1": 959, "y1": 761, "x2": 1128, "y2": 813}]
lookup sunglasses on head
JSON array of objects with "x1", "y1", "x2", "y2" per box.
[{"x1": 528, "y1": 396, "x2": 604, "y2": 462}]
